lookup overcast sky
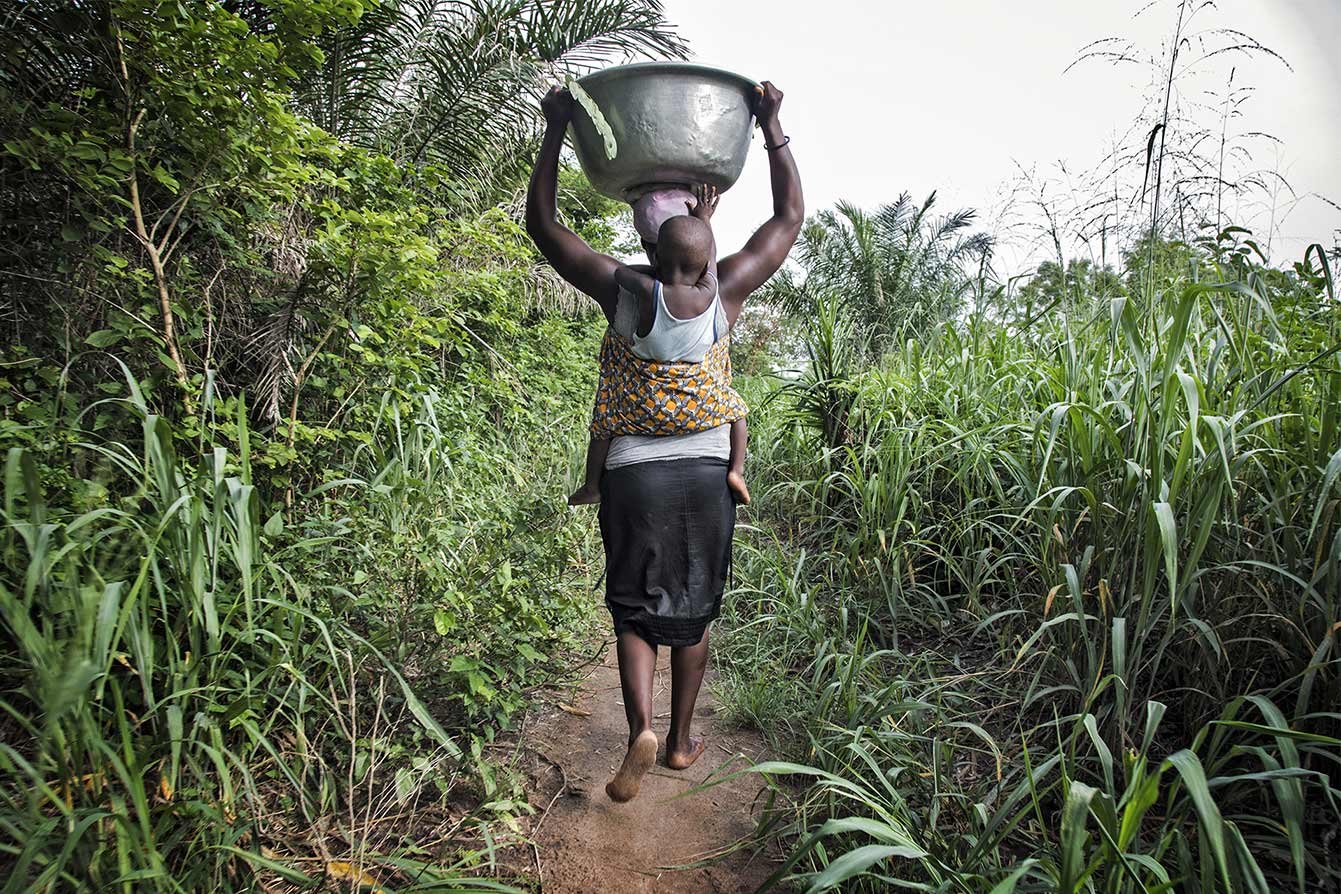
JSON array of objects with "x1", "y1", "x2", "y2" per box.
[{"x1": 655, "y1": 0, "x2": 1341, "y2": 274}]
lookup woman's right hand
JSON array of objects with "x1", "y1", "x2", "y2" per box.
[{"x1": 541, "y1": 85, "x2": 574, "y2": 128}]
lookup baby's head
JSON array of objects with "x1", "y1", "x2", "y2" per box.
[
  {"x1": 655, "y1": 215, "x2": 713, "y2": 281},
  {"x1": 632, "y1": 187, "x2": 705, "y2": 272}
]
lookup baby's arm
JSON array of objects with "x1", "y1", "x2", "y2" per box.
[
  {"x1": 614, "y1": 263, "x2": 657, "y2": 301},
  {"x1": 690, "y1": 183, "x2": 720, "y2": 286}
]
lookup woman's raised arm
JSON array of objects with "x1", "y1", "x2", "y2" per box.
[
  {"x1": 525, "y1": 86, "x2": 621, "y2": 322},
  {"x1": 717, "y1": 81, "x2": 804, "y2": 324}
]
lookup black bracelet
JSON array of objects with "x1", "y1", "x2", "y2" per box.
[{"x1": 763, "y1": 135, "x2": 790, "y2": 151}]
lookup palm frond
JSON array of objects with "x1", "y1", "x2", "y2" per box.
[
  {"x1": 249, "y1": 277, "x2": 313, "y2": 425},
  {"x1": 293, "y1": 0, "x2": 685, "y2": 190},
  {"x1": 0, "y1": 1, "x2": 110, "y2": 105},
  {"x1": 782, "y1": 192, "x2": 994, "y2": 356}
]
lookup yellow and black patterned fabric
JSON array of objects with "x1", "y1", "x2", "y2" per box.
[{"x1": 590, "y1": 327, "x2": 748, "y2": 438}]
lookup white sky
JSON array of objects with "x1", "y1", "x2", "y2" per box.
[{"x1": 656, "y1": 0, "x2": 1341, "y2": 275}]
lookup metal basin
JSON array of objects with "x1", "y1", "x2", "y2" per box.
[{"x1": 568, "y1": 62, "x2": 758, "y2": 201}]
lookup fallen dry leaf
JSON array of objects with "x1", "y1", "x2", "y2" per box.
[
  {"x1": 558, "y1": 702, "x2": 591, "y2": 717},
  {"x1": 326, "y1": 861, "x2": 383, "y2": 892}
]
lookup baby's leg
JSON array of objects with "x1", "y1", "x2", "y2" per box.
[
  {"x1": 568, "y1": 436, "x2": 611, "y2": 505},
  {"x1": 726, "y1": 419, "x2": 750, "y2": 505}
]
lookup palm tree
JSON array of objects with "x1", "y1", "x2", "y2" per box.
[
  {"x1": 291, "y1": 0, "x2": 687, "y2": 204},
  {"x1": 769, "y1": 192, "x2": 993, "y2": 355}
]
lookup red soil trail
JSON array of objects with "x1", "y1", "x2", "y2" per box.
[{"x1": 520, "y1": 641, "x2": 780, "y2": 892}]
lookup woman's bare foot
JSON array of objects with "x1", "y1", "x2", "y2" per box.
[
  {"x1": 726, "y1": 471, "x2": 750, "y2": 505},
  {"x1": 606, "y1": 730, "x2": 657, "y2": 802},
  {"x1": 665, "y1": 735, "x2": 706, "y2": 770},
  {"x1": 567, "y1": 484, "x2": 601, "y2": 506}
]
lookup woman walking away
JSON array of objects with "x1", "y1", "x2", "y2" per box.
[{"x1": 525, "y1": 80, "x2": 802, "y2": 801}]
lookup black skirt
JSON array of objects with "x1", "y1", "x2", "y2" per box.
[{"x1": 598, "y1": 457, "x2": 735, "y2": 647}]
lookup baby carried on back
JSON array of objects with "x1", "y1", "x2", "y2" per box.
[{"x1": 567, "y1": 184, "x2": 751, "y2": 506}]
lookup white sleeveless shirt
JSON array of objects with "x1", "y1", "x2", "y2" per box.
[{"x1": 612, "y1": 274, "x2": 729, "y2": 363}]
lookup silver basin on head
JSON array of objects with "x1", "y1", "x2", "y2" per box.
[{"x1": 567, "y1": 62, "x2": 759, "y2": 202}]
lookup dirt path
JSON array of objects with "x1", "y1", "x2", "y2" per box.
[{"x1": 519, "y1": 638, "x2": 779, "y2": 892}]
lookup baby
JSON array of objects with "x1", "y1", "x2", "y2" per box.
[{"x1": 568, "y1": 185, "x2": 750, "y2": 506}]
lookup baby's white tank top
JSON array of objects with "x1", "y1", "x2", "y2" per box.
[{"x1": 613, "y1": 274, "x2": 728, "y2": 364}]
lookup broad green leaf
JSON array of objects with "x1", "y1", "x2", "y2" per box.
[
  {"x1": 805, "y1": 844, "x2": 923, "y2": 892},
  {"x1": 1151, "y1": 501, "x2": 1178, "y2": 612},
  {"x1": 1165, "y1": 750, "x2": 1230, "y2": 888}
]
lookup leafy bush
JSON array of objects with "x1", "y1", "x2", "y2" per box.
[{"x1": 0, "y1": 0, "x2": 669, "y2": 887}]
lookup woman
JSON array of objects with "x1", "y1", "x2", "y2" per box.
[{"x1": 525, "y1": 80, "x2": 802, "y2": 801}]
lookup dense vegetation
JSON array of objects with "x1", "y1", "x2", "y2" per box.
[
  {"x1": 708, "y1": 5, "x2": 1341, "y2": 887},
  {"x1": 0, "y1": 1, "x2": 674, "y2": 889},
  {"x1": 721, "y1": 225, "x2": 1340, "y2": 891},
  {"x1": 1, "y1": 0, "x2": 1337, "y2": 892}
]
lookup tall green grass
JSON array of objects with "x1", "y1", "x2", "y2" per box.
[
  {"x1": 718, "y1": 234, "x2": 1341, "y2": 891},
  {"x1": 0, "y1": 372, "x2": 542, "y2": 892}
]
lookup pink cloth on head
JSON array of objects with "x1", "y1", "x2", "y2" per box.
[{"x1": 631, "y1": 188, "x2": 697, "y2": 243}]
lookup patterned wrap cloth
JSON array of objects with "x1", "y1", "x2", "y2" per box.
[{"x1": 590, "y1": 327, "x2": 748, "y2": 438}]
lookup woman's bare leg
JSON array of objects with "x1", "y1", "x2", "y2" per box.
[
  {"x1": 665, "y1": 627, "x2": 709, "y2": 769},
  {"x1": 607, "y1": 631, "x2": 658, "y2": 801}
]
